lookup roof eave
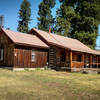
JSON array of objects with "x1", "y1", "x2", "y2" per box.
[{"x1": 14, "y1": 42, "x2": 49, "y2": 49}]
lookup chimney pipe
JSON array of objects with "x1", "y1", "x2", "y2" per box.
[
  {"x1": 49, "y1": 27, "x2": 51, "y2": 33},
  {"x1": 0, "y1": 16, "x2": 4, "y2": 29}
]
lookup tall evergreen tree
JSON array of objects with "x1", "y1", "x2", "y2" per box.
[
  {"x1": 17, "y1": 0, "x2": 31, "y2": 33},
  {"x1": 37, "y1": 0, "x2": 56, "y2": 32},
  {"x1": 56, "y1": 0, "x2": 100, "y2": 49}
]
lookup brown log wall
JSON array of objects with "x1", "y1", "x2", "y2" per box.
[
  {"x1": 56, "y1": 48, "x2": 70, "y2": 68},
  {"x1": 71, "y1": 52, "x2": 84, "y2": 68}
]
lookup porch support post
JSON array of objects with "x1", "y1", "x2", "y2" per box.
[
  {"x1": 97, "y1": 56, "x2": 98, "y2": 68},
  {"x1": 70, "y1": 51, "x2": 72, "y2": 69},
  {"x1": 90, "y1": 55, "x2": 93, "y2": 68},
  {"x1": 82, "y1": 53, "x2": 84, "y2": 68}
]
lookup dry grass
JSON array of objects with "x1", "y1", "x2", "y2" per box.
[{"x1": 0, "y1": 69, "x2": 100, "y2": 100}]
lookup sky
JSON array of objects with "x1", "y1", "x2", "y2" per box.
[
  {"x1": 0, "y1": 0, "x2": 100, "y2": 49},
  {"x1": 0, "y1": 0, "x2": 60, "y2": 30}
]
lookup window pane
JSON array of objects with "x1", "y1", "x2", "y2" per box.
[
  {"x1": 32, "y1": 50, "x2": 35, "y2": 62},
  {"x1": 77, "y1": 54, "x2": 82, "y2": 62}
]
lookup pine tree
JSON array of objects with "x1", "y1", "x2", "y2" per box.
[
  {"x1": 56, "y1": 0, "x2": 100, "y2": 49},
  {"x1": 37, "y1": 0, "x2": 56, "y2": 32},
  {"x1": 17, "y1": 0, "x2": 31, "y2": 33}
]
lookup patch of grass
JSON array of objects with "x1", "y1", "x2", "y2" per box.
[
  {"x1": 24, "y1": 68, "x2": 30, "y2": 71},
  {"x1": 44, "y1": 66, "x2": 51, "y2": 70},
  {"x1": 0, "y1": 68, "x2": 100, "y2": 100}
]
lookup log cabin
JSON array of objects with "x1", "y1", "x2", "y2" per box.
[
  {"x1": 0, "y1": 28, "x2": 49, "y2": 70},
  {"x1": 0, "y1": 28, "x2": 100, "y2": 72},
  {"x1": 29, "y1": 28, "x2": 100, "y2": 72}
]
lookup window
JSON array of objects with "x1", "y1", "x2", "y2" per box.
[
  {"x1": 85, "y1": 55, "x2": 89, "y2": 63},
  {"x1": 61, "y1": 53, "x2": 66, "y2": 62},
  {"x1": 93, "y1": 56, "x2": 96, "y2": 63},
  {"x1": 31, "y1": 50, "x2": 35, "y2": 62},
  {"x1": 77, "y1": 54, "x2": 82, "y2": 62},
  {"x1": 73, "y1": 53, "x2": 82, "y2": 62},
  {"x1": 0, "y1": 48, "x2": 4, "y2": 61}
]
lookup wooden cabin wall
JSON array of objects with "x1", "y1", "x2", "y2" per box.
[
  {"x1": 51, "y1": 47, "x2": 85, "y2": 69},
  {"x1": 84, "y1": 54, "x2": 90, "y2": 64},
  {"x1": 56, "y1": 48, "x2": 63, "y2": 67},
  {"x1": 72, "y1": 62, "x2": 84, "y2": 68},
  {"x1": 93, "y1": 56, "x2": 97, "y2": 63},
  {"x1": 31, "y1": 49, "x2": 48, "y2": 68},
  {"x1": 84, "y1": 54, "x2": 90, "y2": 68},
  {"x1": 0, "y1": 32, "x2": 14, "y2": 67},
  {"x1": 98, "y1": 56, "x2": 100, "y2": 63},
  {"x1": 49, "y1": 46, "x2": 100, "y2": 70},
  {"x1": 98, "y1": 56, "x2": 100, "y2": 68},
  {"x1": 71, "y1": 52, "x2": 84, "y2": 68},
  {"x1": 56, "y1": 48, "x2": 70, "y2": 68},
  {"x1": 48, "y1": 46, "x2": 56, "y2": 68},
  {"x1": 14, "y1": 46, "x2": 48, "y2": 68},
  {"x1": 92, "y1": 55, "x2": 97, "y2": 68}
]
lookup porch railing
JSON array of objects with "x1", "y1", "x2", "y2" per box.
[{"x1": 56, "y1": 61, "x2": 100, "y2": 69}]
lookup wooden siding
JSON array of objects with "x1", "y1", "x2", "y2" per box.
[
  {"x1": 29, "y1": 29, "x2": 100, "y2": 71},
  {"x1": 50, "y1": 48, "x2": 100, "y2": 70},
  {"x1": 0, "y1": 32, "x2": 14, "y2": 67},
  {"x1": 14, "y1": 47, "x2": 48, "y2": 68},
  {"x1": 49, "y1": 47, "x2": 71, "y2": 70},
  {"x1": 49, "y1": 47, "x2": 85, "y2": 69},
  {"x1": 72, "y1": 62, "x2": 84, "y2": 68},
  {"x1": 55, "y1": 49, "x2": 84, "y2": 69},
  {"x1": 71, "y1": 52, "x2": 84, "y2": 68},
  {"x1": 49, "y1": 46, "x2": 56, "y2": 68},
  {"x1": 98, "y1": 56, "x2": 100, "y2": 68},
  {"x1": 0, "y1": 31, "x2": 48, "y2": 68},
  {"x1": 0, "y1": 30, "x2": 100, "y2": 70}
]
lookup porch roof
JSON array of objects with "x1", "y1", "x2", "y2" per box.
[
  {"x1": 31, "y1": 28, "x2": 100, "y2": 55},
  {"x1": 1, "y1": 28, "x2": 49, "y2": 49}
]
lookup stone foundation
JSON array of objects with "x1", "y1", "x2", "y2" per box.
[{"x1": 13, "y1": 68, "x2": 45, "y2": 71}]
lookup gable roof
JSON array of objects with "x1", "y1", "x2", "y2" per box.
[
  {"x1": 0, "y1": 28, "x2": 49, "y2": 49},
  {"x1": 31, "y1": 28, "x2": 100, "y2": 55},
  {"x1": 92, "y1": 50, "x2": 100, "y2": 55}
]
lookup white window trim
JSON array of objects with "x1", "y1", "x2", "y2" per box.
[{"x1": 31, "y1": 50, "x2": 36, "y2": 62}]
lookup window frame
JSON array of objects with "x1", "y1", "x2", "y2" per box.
[
  {"x1": 72, "y1": 53, "x2": 82, "y2": 62},
  {"x1": 60, "y1": 53, "x2": 66, "y2": 62},
  {"x1": 77, "y1": 54, "x2": 82, "y2": 62},
  {"x1": 31, "y1": 49, "x2": 36, "y2": 62}
]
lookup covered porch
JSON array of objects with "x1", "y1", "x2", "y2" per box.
[
  {"x1": 55, "y1": 48, "x2": 100, "y2": 72},
  {"x1": 70, "y1": 51, "x2": 100, "y2": 72}
]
